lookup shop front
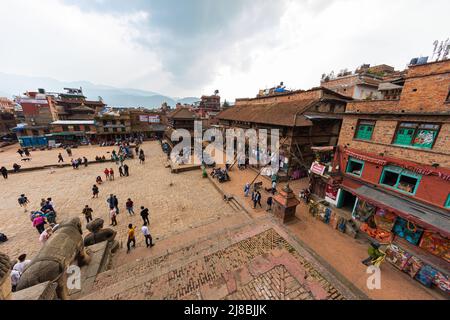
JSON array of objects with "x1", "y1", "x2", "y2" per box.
[{"x1": 344, "y1": 184, "x2": 450, "y2": 295}]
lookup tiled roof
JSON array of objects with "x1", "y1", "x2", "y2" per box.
[
  {"x1": 217, "y1": 99, "x2": 318, "y2": 127},
  {"x1": 167, "y1": 107, "x2": 197, "y2": 119}
]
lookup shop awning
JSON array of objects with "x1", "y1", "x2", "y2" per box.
[
  {"x1": 348, "y1": 185, "x2": 450, "y2": 238},
  {"x1": 45, "y1": 131, "x2": 86, "y2": 137}
]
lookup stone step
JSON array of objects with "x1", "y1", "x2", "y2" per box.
[
  {"x1": 82, "y1": 214, "x2": 259, "y2": 297},
  {"x1": 81, "y1": 217, "x2": 274, "y2": 300}
]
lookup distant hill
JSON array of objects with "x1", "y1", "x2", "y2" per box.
[{"x1": 0, "y1": 72, "x2": 199, "y2": 108}]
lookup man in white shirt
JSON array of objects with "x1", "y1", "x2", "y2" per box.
[
  {"x1": 13, "y1": 254, "x2": 31, "y2": 274},
  {"x1": 141, "y1": 223, "x2": 154, "y2": 248},
  {"x1": 11, "y1": 269, "x2": 21, "y2": 292}
]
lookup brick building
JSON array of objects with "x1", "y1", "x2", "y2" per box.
[
  {"x1": 13, "y1": 91, "x2": 53, "y2": 147},
  {"x1": 321, "y1": 64, "x2": 402, "y2": 100},
  {"x1": 217, "y1": 87, "x2": 350, "y2": 180},
  {"x1": 129, "y1": 108, "x2": 166, "y2": 139},
  {"x1": 0, "y1": 97, "x2": 15, "y2": 113},
  {"x1": 313, "y1": 59, "x2": 450, "y2": 294},
  {"x1": 46, "y1": 88, "x2": 105, "y2": 121}
]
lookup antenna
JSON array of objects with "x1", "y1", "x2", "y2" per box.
[{"x1": 443, "y1": 38, "x2": 450, "y2": 60}]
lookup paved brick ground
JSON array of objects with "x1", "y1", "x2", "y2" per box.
[
  {"x1": 85, "y1": 226, "x2": 351, "y2": 300},
  {"x1": 205, "y1": 163, "x2": 443, "y2": 300},
  {"x1": 0, "y1": 141, "x2": 238, "y2": 260}
]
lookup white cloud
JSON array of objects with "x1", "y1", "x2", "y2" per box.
[
  {"x1": 0, "y1": 0, "x2": 449, "y2": 101},
  {"x1": 0, "y1": 0, "x2": 169, "y2": 93}
]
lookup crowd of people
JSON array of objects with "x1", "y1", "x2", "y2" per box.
[
  {"x1": 16, "y1": 194, "x2": 59, "y2": 246},
  {"x1": 2, "y1": 140, "x2": 159, "y2": 294}
]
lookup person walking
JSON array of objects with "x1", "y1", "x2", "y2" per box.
[
  {"x1": 126, "y1": 198, "x2": 135, "y2": 215},
  {"x1": 58, "y1": 153, "x2": 64, "y2": 163},
  {"x1": 1, "y1": 166, "x2": 7, "y2": 179},
  {"x1": 82, "y1": 205, "x2": 94, "y2": 223},
  {"x1": 113, "y1": 195, "x2": 119, "y2": 214},
  {"x1": 66, "y1": 147, "x2": 72, "y2": 157},
  {"x1": 119, "y1": 166, "x2": 124, "y2": 177},
  {"x1": 109, "y1": 168, "x2": 115, "y2": 181},
  {"x1": 24, "y1": 148, "x2": 30, "y2": 157},
  {"x1": 266, "y1": 196, "x2": 273, "y2": 212},
  {"x1": 18, "y1": 194, "x2": 29, "y2": 212},
  {"x1": 107, "y1": 194, "x2": 115, "y2": 210},
  {"x1": 142, "y1": 223, "x2": 154, "y2": 248},
  {"x1": 32, "y1": 215, "x2": 46, "y2": 234},
  {"x1": 256, "y1": 191, "x2": 262, "y2": 208},
  {"x1": 139, "y1": 153, "x2": 145, "y2": 164},
  {"x1": 244, "y1": 183, "x2": 250, "y2": 197},
  {"x1": 104, "y1": 168, "x2": 110, "y2": 180},
  {"x1": 109, "y1": 207, "x2": 118, "y2": 226},
  {"x1": 126, "y1": 224, "x2": 137, "y2": 253},
  {"x1": 271, "y1": 181, "x2": 277, "y2": 195},
  {"x1": 140, "y1": 206, "x2": 150, "y2": 225},
  {"x1": 123, "y1": 164, "x2": 129, "y2": 176},
  {"x1": 83, "y1": 157, "x2": 88, "y2": 167},
  {"x1": 17, "y1": 149, "x2": 24, "y2": 157},
  {"x1": 92, "y1": 184, "x2": 99, "y2": 198}
]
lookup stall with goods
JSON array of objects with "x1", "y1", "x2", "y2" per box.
[{"x1": 353, "y1": 200, "x2": 395, "y2": 244}]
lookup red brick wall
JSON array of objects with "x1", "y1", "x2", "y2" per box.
[
  {"x1": 235, "y1": 89, "x2": 322, "y2": 106},
  {"x1": 346, "y1": 100, "x2": 400, "y2": 113},
  {"x1": 340, "y1": 153, "x2": 450, "y2": 210},
  {"x1": 338, "y1": 116, "x2": 450, "y2": 168}
]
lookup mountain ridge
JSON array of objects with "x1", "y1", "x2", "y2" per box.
[{"x1": 0, "y1": 72, "x2": 199, "y2": 108}]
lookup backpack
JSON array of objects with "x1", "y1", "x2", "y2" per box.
[{"x1": 0, "y1": 233, "x2": 7, "y2": 242}]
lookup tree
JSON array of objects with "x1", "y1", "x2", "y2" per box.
[{"x1": 222, "y1": 100, "x2": 230, "y2": 109}]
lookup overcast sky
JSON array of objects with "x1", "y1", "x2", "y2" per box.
[{"x1": 1, "y1": 0, "x2": 449, "y2": 101}]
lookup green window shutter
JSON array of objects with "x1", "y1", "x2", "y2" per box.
[
  {"x1": 356, "y1": 124, "x2": 374, "y2": 140},
  {"x1": 395, "y1": 128, "x2": 414, "y2": 146},
  {"x1": 412, "y1": 129, "x2": 436, "y2": 149}
]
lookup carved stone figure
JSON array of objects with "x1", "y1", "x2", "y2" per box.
[
  {"x1": 0, "y1": 253, "x2": 12, "y2": 300},
  {"x1": 16, "y1": 218, "x2": 90, "y2": 300},
  {"x1": 84, "y1": 218, "x2": 117, "y2": 247}
]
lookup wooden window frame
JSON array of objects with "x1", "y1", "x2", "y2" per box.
[
  {"x1": 354, "y1": 119, "x2": 376, "y2": 141},
  {"x1": 392, "y1": 121, "x2": 441, "y2": 149}
]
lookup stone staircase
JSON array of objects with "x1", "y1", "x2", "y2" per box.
[{"x1": 79, "y1": 215, "x2": 364, "y2": 300}]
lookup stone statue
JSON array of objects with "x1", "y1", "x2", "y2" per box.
[
  {"x1": 84, "y1": 218, "x2": 117, "y2": 247},
  {"x1": 0, "y1": 253, "x2": 12, "y2": 300},
  {"x1": 16, "y1": 217, "x2": 90, "y2": 300}
]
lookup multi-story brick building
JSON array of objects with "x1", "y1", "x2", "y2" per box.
[
  {"x1": 129, "y1": 108, "x2": 166, "y2": 139},
  {"x1": 13, "y1": 91, "x2": 53, "y2": 147},
  {"x1": 321, "y1": 64, "x2": 401, "y2": 100},
  {"x1": 46, "y1": 88, "x2": 105, "y2": 121},
  {"x1": 217, "y1": 87, "x2": 350, "y2": 181},
  {"x1": 0, "y1": 97, "x2": 15, "y2": 113},
  {"x1": 317, "y1": 59, "x2": 450, "y2": 294}
]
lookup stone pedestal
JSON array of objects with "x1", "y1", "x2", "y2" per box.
[
  {"x1": 0, "y1": 253, "x2": 12, "y2": 300},
  {"x1": 272, "y1": 184, "x2": 300, "y2": 224}
]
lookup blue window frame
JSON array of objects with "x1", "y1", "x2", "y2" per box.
[
  {"x1": 346, "y1": 157, "x2": 365, "y2": 177},
  {"x1": 380, "y1": 165, "x2": 422, "y2": 195},
  {"x1": 445, "y1": 194, "x2": 450, "y2": 208}
]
